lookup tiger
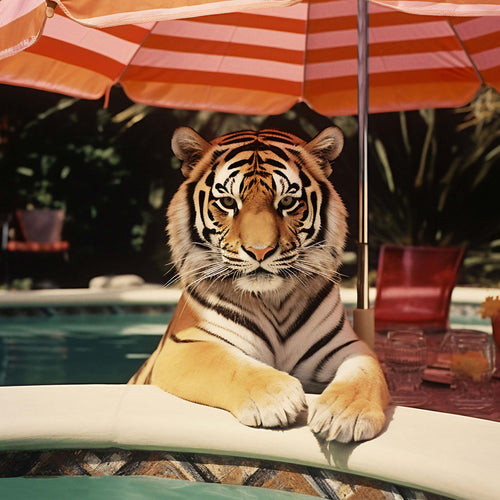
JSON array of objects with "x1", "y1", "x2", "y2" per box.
[{"x1": 129, "y1": 126, "x2": 390, "y2": 443}]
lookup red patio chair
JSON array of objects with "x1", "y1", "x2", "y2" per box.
[
  {"x1": 5, "y1": 209, "x2": 69, "y2": 253},
  {"x1": 374, "y1": 245, "x2": 465, "y2": 332},
  {"x1": 2, "y1": 209, "x2": 70, "y2": 285}
]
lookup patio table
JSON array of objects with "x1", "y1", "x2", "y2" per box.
[{"x1": 374, "y1": 330, "x2": 500, "y2": 423}]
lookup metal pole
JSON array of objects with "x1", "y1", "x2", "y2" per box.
[{"x1": 357, "y1": 0, "x2": 369, "y2": 310}]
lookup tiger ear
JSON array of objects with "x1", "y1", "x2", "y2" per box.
[
  {"x1": 172, "y1": 127, "x2": 211, "y2": 177},
  {"x1": 305, "y1": 126, "x2": 344, "y2": 177}
]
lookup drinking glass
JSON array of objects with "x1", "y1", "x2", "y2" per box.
[
  {"x1": 449, "y1": 331, "x2": 495, "y2": 410},
  {"x1": 384, "y1": 330, "x2": 427, "y2": 406}
]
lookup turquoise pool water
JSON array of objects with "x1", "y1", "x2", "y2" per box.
[
  {"x1": 0, "y1": 476, "x2": 316, "y2": 500},
  {"x1": 0, "y1": 312, "x2": 169, "y2": 385},
  {"x1": 0, "y1": 298, "x2": 489, "y2": 386}
]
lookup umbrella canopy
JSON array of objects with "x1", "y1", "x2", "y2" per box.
[{"x1": 1, "y1": 0, "x2": 500, "y2": 115}]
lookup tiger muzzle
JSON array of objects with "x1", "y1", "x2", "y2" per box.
[{"x1": 242, "y1": 245, "x2": 277, "y2": 262}]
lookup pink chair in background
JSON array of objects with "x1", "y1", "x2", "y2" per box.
[
  {"x1": 374, "y1": 245, "x2": 465, "y2": 332},
  {"x1": 2, "y1": 209, "x2": 70, "y2": 285},
  {"x1": 5, "y1": 209, "x2": 69, "y2": 253}
]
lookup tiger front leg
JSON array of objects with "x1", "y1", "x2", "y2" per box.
[
  {"x1": 308, "y1": 354, "x2": 390, "y2": 442},
  {"x1": 151, "y1": 328, "x2": 307, "y2": 428}
]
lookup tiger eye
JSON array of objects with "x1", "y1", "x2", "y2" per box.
[
  {"x1": 220, "y1": 197, "x2": 237, "y2": 210},
  {"x1": 279, "y1": 196, "x2": 296, "y2": 210}
]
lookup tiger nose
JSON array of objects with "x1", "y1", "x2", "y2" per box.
[{"x1": 242, "y1": 245, "x2": 276, "y2": 262}]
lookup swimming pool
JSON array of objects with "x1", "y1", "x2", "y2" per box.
[
  {"x1": 0, "y1": 312, "x2": 169, "y2": 386},
  {"x1": 1, "y1": 476, "x2": 319, "y2": 500},
  {"x1": 0, "y1": 287, "x2": 499, "y2": 500},
  {"x1": 0, "y1": 285, "x2": 491, "y2": 386}
]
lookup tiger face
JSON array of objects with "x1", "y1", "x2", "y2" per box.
[{"x1": 169, "y1": 127, "x2": 347, "y2": 296}]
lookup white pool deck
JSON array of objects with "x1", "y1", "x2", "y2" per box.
[
  {"x1": 1, "y1": 285, "x2": 500, "y2": 499},
  {"x1": 0, "y1": 284, "x2": 498, "y2": 308},
  {"x1": 1, "y1": 384, "x2": 499, "y2": 500}
]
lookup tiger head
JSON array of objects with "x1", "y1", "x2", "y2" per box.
[{"x1": 168, "y1": 127, "x2": 347, "y2": 297}]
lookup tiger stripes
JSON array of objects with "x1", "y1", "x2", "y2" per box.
[{"x1": 129, "y1": 127, "x2": 389, "y2": 442}]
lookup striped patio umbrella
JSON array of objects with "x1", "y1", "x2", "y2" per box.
[{"x1": 1, "y1": 0, "x2": 499, "y2": 115}]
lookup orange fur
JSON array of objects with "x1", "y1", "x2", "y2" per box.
[{"x1": 129, "y1": 127, "x2": 389, "y2": 442}]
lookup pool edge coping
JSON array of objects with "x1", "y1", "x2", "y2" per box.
[
  {"x1": 1, "y1": 384, "x2": 499, "y2": 500},
  {"x1": 0, "y1": 286, "x2": 498, "y2": 308}
]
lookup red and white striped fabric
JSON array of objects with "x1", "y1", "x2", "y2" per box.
[
  {"x1": 374, "y1": 0, "x2": 500, "y2": 16},
  {"x1": 0, "y1": 0, "x2": 299, "y2": 59},
  {"x1": 0, "y1": 0, "x2": 499, "y2": 115}
]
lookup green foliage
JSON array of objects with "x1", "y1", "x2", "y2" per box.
[
  {"x1": 0, "y1": 88, "x2": 182, "y2": 285},
  {"x1": 368, "y1": 97, "x2": 500, "y2": 246},
  {"x1": 367, "y1": 87, "x2": 500, "y2": 285},
  {"x1": 1, "y1": 85, "x2": 499, "y2": 287}
]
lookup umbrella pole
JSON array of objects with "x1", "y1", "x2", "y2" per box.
[{"x1": 352, "y1": 0, "x2": 375, "y2": 348}]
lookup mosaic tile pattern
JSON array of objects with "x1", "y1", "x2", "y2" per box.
[{"x1": 0, "y1": 449, "x2": 450, "y2": 499}]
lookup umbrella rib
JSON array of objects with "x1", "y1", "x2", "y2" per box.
[
  {"x1": 114, "y1": 21, "x2": 159, "y2": 88},
  {"x1": 447, "y1": 21, "x2": 484, "y2": 87}
]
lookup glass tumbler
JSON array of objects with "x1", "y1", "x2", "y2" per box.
[
  {"x1": 449, "y1": 330, "x2": 495, "y2": 410},
  {"x1": 384, "y1": 330, "x2": 427, "y2": 407}
]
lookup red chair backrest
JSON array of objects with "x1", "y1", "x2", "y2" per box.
[
  {"x1": 374, "y1": 245, "x2": 465, "y2": 331},
  {"x1": 16, "y1": 209, "x2": 65, "y2": 243}
]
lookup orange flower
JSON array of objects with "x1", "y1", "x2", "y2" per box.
[
  {"x1": 480, "y1": 296, "x2": 500, "y2": 319},
  {"x1": 451, "y1": 351, "x2": 490, "y2": 382}
]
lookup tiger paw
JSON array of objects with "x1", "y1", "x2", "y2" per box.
[
  {"x1": 232, "y1": 372, "x2": 307, "y2": 428},
  {"x1": 308, "y1": 381, "x2": 387, "y2": 442}
]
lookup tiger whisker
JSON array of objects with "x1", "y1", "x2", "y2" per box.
[
  {"x1": 169, "y1": 265, "x2": 216, "y2": 286},
  {"x1": 174, "y1": 262, "x2": 227, "y2": 288},
  {"x1": 292, "y1": 260, "x2": 341, "y2": 284},
  {"x1": 187, "y1": 264, "x2": 236, "y2": 289},
  {"x1": 282, "y1": 268, "x2": 308, "y2": 287}
]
